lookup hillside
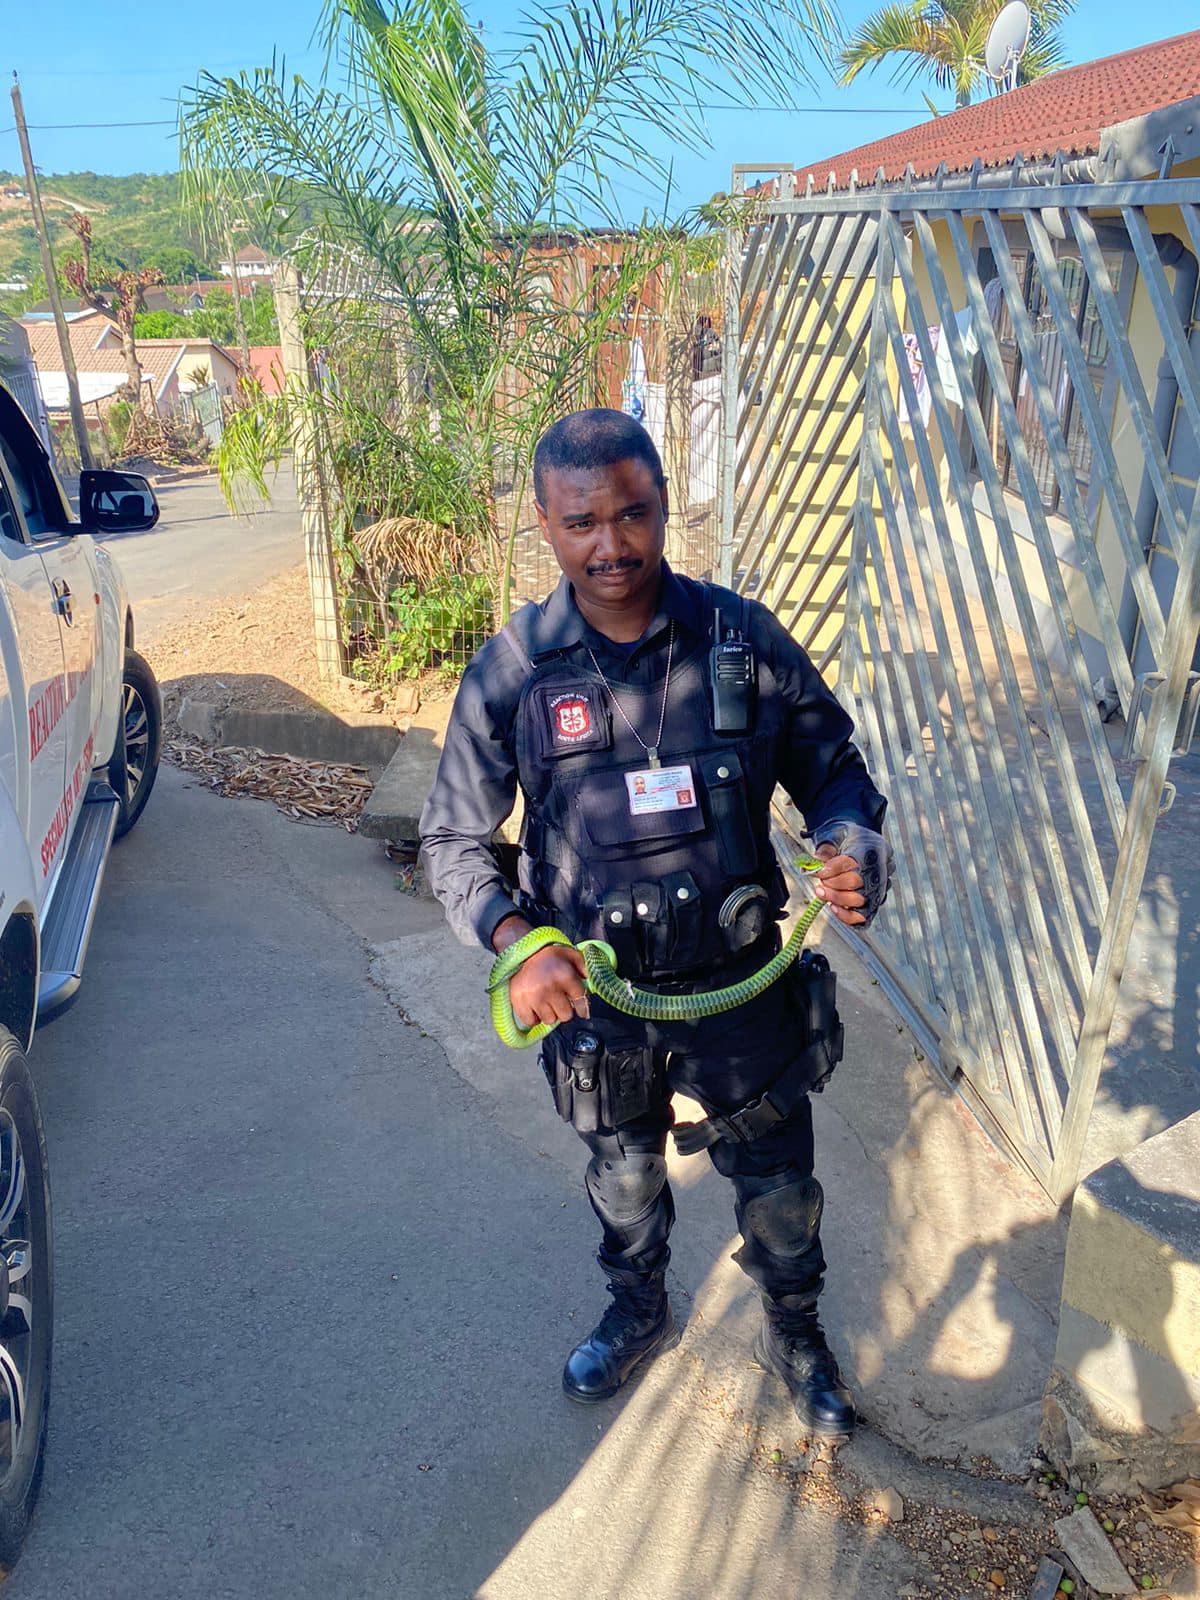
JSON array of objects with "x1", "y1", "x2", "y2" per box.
[{"x1": 0, "y1": 171, "x2": 217, "y2": 286}]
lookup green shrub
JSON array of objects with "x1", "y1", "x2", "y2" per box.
[{"x1": 350, "y1": 568, "x2": 493, "y2": 682}]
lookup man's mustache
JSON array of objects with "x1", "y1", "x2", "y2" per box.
[{"x1": 586, "y1": 558, "x2": 643, "y2": 576}]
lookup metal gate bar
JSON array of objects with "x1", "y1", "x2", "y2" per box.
[
  {"x1": 875, "y1": 259, "x2": 1082, "y2": 1137},
  {"x1": 726, "y1": 169, "x2": 1200, "y2": 1196},
  {"x1": 900, "y1": 213, "x2": 1097, "y2": 989}
]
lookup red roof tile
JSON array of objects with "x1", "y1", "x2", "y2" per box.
[{"x1": 797, "y1": 28, "x2": 1200, "y2": 188}]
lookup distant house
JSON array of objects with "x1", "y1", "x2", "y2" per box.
[
  {"x1": 25, "y1": 282, "x2": 235, "y2": 320},
  {"x1": 20, "y1": 309, "x2": 241, "y2": 412},
  {"x1": 218, "y1": 243, "x2": 276, "y2": 280}
]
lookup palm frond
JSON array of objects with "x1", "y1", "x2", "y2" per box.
[{"x1": 838, "y1": 3, "x2": 940, "y2": 86}]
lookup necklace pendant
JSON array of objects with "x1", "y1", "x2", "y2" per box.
[{"x1": 647, "y1": 748, "x2": 661, "y2": 768}]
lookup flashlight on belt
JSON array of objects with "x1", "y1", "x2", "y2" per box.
[{"x1": 569, "y1": 1032, "x2": 601, "y2": 1133}]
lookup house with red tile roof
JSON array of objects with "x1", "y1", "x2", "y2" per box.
[
  {"x1": 20, "y1": 309, "x2": 240, "y2": 413},
  {"x1": 793, "y1": 27, "x2": 1200, "y2": 192},
  {"x1": 734, "y1": 28, "x2": 1200, "y2": 758}
]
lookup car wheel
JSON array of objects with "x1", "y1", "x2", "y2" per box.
[
  {"x1": 0, "y1": 1030, "x2": 52, "y2": 1573},
  {"x1": 114, "y1": 648, "x2": 162, "y2": 840}
]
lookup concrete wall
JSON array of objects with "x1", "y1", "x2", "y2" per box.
[{"x1": 1041, "y1": 1110, "x2": 1200, "y2": 1493}]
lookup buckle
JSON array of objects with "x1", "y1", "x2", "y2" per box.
[{"x1": 726, "y1": 1092, "x2": 784, "y2": 1143}]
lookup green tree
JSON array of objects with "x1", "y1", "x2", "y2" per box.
[
  {"x1": 133, "y1": 309, "x2": 193, "y2": 338},
  {"x1": 182, "y1": 0, "x2": 832, "y2": 615},
  {"x1": 190, "y1": 286, "x2": 237, "y2": 344},
  {"x1": 839, "y1": 0, "x2": 1073, "y2": 108},
  {"x1": 140, "y1": 245, "x2": 207, "y2": 282},
  {"x1": 243, "y1": 285, "x2": 279, "y2": 345}
]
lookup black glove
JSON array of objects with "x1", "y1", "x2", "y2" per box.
[{"x1": 811, "y1": 821, "x2": 893, "y2": 926}]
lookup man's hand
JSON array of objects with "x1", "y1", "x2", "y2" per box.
[
  {"x1": 811, "y1": 822, "x2": 893, "y2": 927},
  {"x1": 493, "y1": 915, "x2": 590, "y2": 1030},
  {"x1": 813, "y1": 844, "x2": 869, "y2": 925}
]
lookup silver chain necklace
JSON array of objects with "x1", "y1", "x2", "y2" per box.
[{"x1": 586, "y1": 622, "x2": 674, "y2": 769}]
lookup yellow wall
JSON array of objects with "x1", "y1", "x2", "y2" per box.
[{"x1": 751, "y1": 223, "x2": 890, "y2": 677}]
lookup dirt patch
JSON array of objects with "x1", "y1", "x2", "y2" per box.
[{"x1": 143, "y1": 562, "x2": 410, "y2": 729}]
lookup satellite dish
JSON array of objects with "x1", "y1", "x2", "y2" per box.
[{"x1": 984, "y1": 0, "x2": 1031, "y2": 89}]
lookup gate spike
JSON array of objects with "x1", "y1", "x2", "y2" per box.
[
  {"x1": 969, "y1": 156, "x2": 983, "y2": 189},
  {"x1": 933, "y1": 160, "x2": 947, "y2": 190},
  {"x1": 1052, "y1": 149, "x2": 1065, "y2": 185},
  {"x1": 805, "y1": 173, "x2": 815, "y2": 197},
  {"x1": 1158, "y1": 134, "x2": 1178, "y2": 179},
  {"x1": 902, "y1": 162, "x2": 916, "y2": 191},
  {"x1": 874, "y1": 165, "x2": 887, "y2": 191},
  {"x1": 1010, "y1": 151, "x2": 1025, "y2": 186}
]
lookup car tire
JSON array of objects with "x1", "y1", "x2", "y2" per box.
[
  {"x1": 114, "y1": 648, "x2": 162, "y2": 840},
  {"x1": 0, "y1": 1029, "x2": 52, "y2": 1573}
]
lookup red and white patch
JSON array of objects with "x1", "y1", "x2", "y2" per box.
[{"x1": 553, "y1": 697, "x2": 591, "y2": 741}]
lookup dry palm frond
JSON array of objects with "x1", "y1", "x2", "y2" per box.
[
  {"x1": 167, "y1": 739, "x2": 374, "y2": 830},
  {"x1": 353, "y1": 516, "x2": 479, "y2": 586}
]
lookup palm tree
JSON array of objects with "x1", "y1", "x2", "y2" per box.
[
  {"x1": 182, "y1": 0, "x2": 836, "y2": 627},
  {"x1": 838, "y1": 0, "x2": 1074, "y2": 109}
]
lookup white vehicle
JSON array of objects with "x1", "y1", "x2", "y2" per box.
[{"x1": 0, "y1": 378, "x2": 163, "y2": 1566}]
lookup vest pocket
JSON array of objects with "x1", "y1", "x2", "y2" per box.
[
  {"x1": 574, "y1": 769, "x2": 706, "y2": 852},
  {"x1": 699, "y1": 751, "x2": 758, "y2": 877}
]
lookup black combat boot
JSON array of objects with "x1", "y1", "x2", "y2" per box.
[
  {"x1": 754, "y1": 1295, "x2": 856, "y2": 1440},
  {"x1": 562, "y1": 1269, "x2": 680, "y2": 1404}
]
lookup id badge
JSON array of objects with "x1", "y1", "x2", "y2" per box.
[{"x1": 625, "y1": 764, "x2": 698, "y2": 817}]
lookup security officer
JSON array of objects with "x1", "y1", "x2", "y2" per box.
[{"x1": 420, "y1": 409, "x2": 890, "y2": 1439}]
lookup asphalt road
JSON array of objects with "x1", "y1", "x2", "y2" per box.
[
  {"x1": 96, "y1": 466, "x2": 303, "y2": 643},
  {"x1": 11, "y1": 768, "x2": 918, "y2": 1599}
]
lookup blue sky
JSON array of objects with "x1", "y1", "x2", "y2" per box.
[{"x1": 1, "y1": 0, "x2": 1192, "y2": 218}]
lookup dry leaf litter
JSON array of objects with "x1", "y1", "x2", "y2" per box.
[{"x1": 168, "y1": 740, "x2": 372, "y2": 831}]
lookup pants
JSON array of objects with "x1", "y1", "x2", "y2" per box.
[{"x1": 541, "y1": 964, "x2": 827, "y2": 1307}]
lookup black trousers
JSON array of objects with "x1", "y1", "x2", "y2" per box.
[{"x1": 542, "y1": 964, "x2": 827, "y2": 1306}]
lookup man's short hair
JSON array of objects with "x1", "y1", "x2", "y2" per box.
[{"x1": 533, "y1": 408, "x2": 665, "y2": 504}]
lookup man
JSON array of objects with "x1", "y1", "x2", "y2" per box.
[{"x1": 420, "y1": 409, "x2": 890, "y2": 1438}]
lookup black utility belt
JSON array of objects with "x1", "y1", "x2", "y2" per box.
[
  {"x1": 595, "y1": 873, "x2": 777, "y2": 977},
  {"x1": 542, "y1": 951, "x2": 845, "y2": 1143},
  {"x1": 624, "y1": 935, "x2": 781, "y2": 990}
]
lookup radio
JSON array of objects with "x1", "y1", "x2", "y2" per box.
[{"x1": 710, "y1": 604, "x2": 756, "y2": 733}]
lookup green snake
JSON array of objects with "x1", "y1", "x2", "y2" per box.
[{"x1": 487, "y1": 857, "x2": 828, "y2": 1048}]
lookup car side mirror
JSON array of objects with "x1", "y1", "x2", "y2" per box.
[{"x1": 80, "y1": 470, "x2": 160, "y2": 534}]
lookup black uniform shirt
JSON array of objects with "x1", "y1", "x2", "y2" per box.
[{"x1": 419, "y1": 563, "x2": 887, "y2": 950}]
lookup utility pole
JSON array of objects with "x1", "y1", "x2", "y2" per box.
[
  {"x1": 225, "y1": 227, "x2": 251, "y2": 376},
  {"x1": 11, "y1": 73, "x2": 93, "y2": 471}
]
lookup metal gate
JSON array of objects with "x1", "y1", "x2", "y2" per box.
[
  {"x1": 188, "y1": 382, "x2": 224, "y2": 445},
  {"x1": 719, "y1": 165, "x2": 1200, "y2": 1199}
]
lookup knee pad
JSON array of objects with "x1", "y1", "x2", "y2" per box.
[
  {"x1": 586, "y1": 1152, "x2": 669, "y2": 1224},
  {"x1": 738, "y1": 1176, "x2": 823, "y2": 1258}
]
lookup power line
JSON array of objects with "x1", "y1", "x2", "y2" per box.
[
  {"x1": 0, "y1": 104, "x2": 926, "y2": 137},
  {"x1": 1, "y1": 118, "x2": 177, "y2": 131},
  {"x1": 698, "y1": 102, "x2": 927, "y2": 112}
]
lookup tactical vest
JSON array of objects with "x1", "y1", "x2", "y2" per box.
[{"x1": 504, "y1": 584, "x2": 791, "y2": 980}]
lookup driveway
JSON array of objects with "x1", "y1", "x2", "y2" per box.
[
  {"x1": 10, "y1": 769, "x2": 923, "y2": 1600},
  {"x1": 95, "y1": 466, "x2": 303, "y2": 644}
]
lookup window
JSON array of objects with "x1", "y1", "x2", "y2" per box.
[{"x1": 983, "y1": 245, "x2": 1120, "y2": 515}]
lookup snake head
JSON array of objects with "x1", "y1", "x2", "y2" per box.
[{"x1": 795, "y1": 853, "x2": 824, "y2": 874}]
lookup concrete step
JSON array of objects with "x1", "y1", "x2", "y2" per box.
[{"x1": 358, "y1": 695, "x2": 457, "y2": 843}]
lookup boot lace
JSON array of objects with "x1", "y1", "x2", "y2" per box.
[
  {"x1": 774, "y1": 1319, "x2": 840, "y2": 1382},
  {"x1": 594, "y1": 1281, "x2": 663, "y2": 1349}
]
